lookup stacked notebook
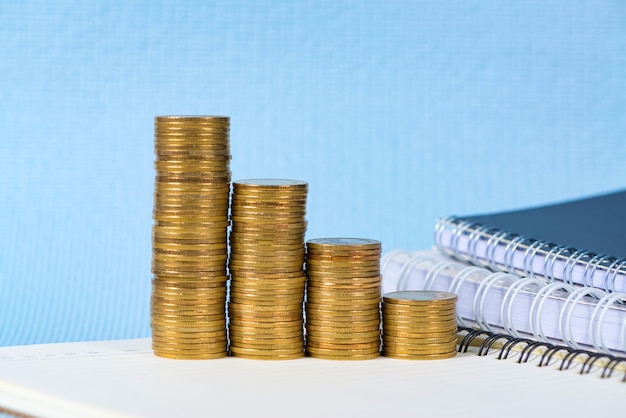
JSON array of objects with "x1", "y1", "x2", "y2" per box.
[{"x1": 383, "y1": 189, "x2": 626, "y2": 365}]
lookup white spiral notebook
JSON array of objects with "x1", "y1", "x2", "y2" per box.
[
  {"x1": 434, "y1": 189, "x2": 626, "y2": 292},
  {"x1": 0, "y1": 336, "x2": 624, "y2": 418},
  {"x1": 382, "y1": 249, "x2": 626, "y2": 356}
]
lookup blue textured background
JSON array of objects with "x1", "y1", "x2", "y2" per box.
[{"x1": 1, "y1": 1, "x2": 625, "y2": 346}]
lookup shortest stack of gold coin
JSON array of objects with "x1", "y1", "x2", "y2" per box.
[
  {"x1": 382, "y1": 291, "x2": 458, "y2": 360},
  {"x1": 305, "y1": 238, "x2": 382, "y2": 360}
]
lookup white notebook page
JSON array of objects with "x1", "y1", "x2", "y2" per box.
[{"x1": 0, "y1": 338, "x2": 623, "y2": 418}]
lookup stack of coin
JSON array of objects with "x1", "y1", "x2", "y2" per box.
[
  {"x1": 151, "y1": 116, "x2": 231, "y2": 359},
  {"x1": 382, "y1": 291, "x2": 458, "y2": 360},
  {"x1": 305, "y1": 238, "x2": 382, "y2": 360},
  {"x1": 228, "y1": 179, "x2": 308, "y2": 360}
]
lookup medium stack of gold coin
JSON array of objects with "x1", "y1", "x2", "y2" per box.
[
  {"x1": 228, "y1": 179, "x2": 308, "y2": 360},
  {"x1": 305, "y1": 238, "x2": 382, "y2": 360},
  {"x1": 382, "y1": 291, "x2": 458, "y2": 360},
  {"x1": 151, "y1": 116, "x2": 231, "y2": 359}
]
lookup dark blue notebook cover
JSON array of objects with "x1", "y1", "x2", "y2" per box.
[{"x1": 463, "y1": 190, "x2": 626, "y2": 258}]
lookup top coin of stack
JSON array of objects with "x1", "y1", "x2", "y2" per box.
[
  {"x1": 151, "y1": 116, "x2": 231, "y2": 360},
  {"x1": 382, "y1": 291, "x2": 458, "y2": 360},
  {"x1": 228, "y1": 179, "x2": 308, "y2": 360},
  {"x1": 305, "y1": 238, "x2": 382, "y2": 360}
]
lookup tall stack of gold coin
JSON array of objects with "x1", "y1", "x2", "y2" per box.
[
  {"x1": 228, "y1": 179, "x2": 308, "y2": 360},
  {"x1": 151, "y1": 116, "x2": 231, "y2": 359},
  {"x1": 304, "y1": 238, "x2": 382, "y2": 360},
  {"x1": 382, "y1": 291, "x2": 458, "y2": 360}
]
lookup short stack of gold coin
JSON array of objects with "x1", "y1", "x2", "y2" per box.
[
  {"x1": 305, "y1": 238, "x2": 382, "y2": 360},
  {"x1": 150, "y1": 116, "x2": 231, "y2": 359},
  {"x1": 228, "y1": 179, "x2": 308, "y2": 360},
  {"x1": 382, "y1": 291, "x2": 458, "y2": 360}
]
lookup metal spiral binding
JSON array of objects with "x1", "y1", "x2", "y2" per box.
[
  {"x1": 457, "y1": 326, "x2": 626, "y2": 381},
  {"x1": 434, "y1": 217, "x2": 626, "y2": 293}
]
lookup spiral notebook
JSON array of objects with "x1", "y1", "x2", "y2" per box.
[
  {"x1": 434, "y1": 189, "x2": 626, "y2": 292},
  {"x1": 0, "y1": 336, "x2": 624, "y2": 418},
  {"x1": 381, "y1": 249, "x2": 626, "y2": 356}
]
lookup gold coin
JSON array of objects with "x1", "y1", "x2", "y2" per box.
[
  {"x1": 305, "y1": 323, "x2": 380, "y2": 333},
  {"x1": 305, "y1": 297, "x2": 381, "y2": 308},
  {"x1": 306, "y1": 340, "x2": 380, "y2": 350},
  {"x1": 153, "y1": 237, "x2": 228, "y2": 246},
  {"x1": 230, "y1": 200, "x2": 307, "y2": 208},
  {"x1": 230, "y1": 237, "x2": 306, "y2": 246},
  {"x1": 154, "y1": 191, "x2": 230, "y2": 200},
  {"x1": 228, "y1": 317, "x2": 303, "y2": 328},
  {"x1": 306, "y1": 238, "x2": 380, "y2": 250},
  {"x1": 228, "y1": 302, "x2": 303, "y2": 312},
  {"x1": 304, "y1": 301, "x2": 380, "y2": 312},
  {"x1": 307, "y1": 285, "x2": 381, "y2": 294},
  {"x1": 228, "y1": 327, "x2": 303, "y2": 338},
  {"x1": 151, "y1": 311, "x2": 226, "y2": 320},
  {"x1": 230, "y1": 216, "x2": 306, "y2": 225},
  {"x1": 228, "y1": 313, "x2": 303, "y2": 323},
  {"x1": 151, "y1": 343, "x2": 228, "y2": 355},
  {"x1": 154, "y1": 221, "x2": 230, "y2": 230},
  {"x1": 231, "y1": 278, "x2": 304, "y2": 294},
  {"x1": 305, "y1": 318, "x2": 381, "y2": 328},
  {"x1": 382, "y1": 334, "x2": 458, "y2": 345},
  {"x1": 231, "y1": 222, "x2": 307, "y2": 231},
  {"x1": 306, "y1": 329, "x2": 381, "y2": 340},
  {"x1": 152, "y1": 265, "x2": 227, "y2": 274},
  {"x1": 382, "y1": 304, "x2": 456, "y2": 314},
  {"x1": 151, "y1": 301, "x2": 226, "y2": 312},
  {"x1": 306, "y1": 351, "x2": 380, "y2": 361},
  {"x1": 151, "y1": 302, "x2": 226, "y2": 312},
  {"x1": 152, "y1": 335, "x2": 228, "y2": 345},
  {"x1": 383, "y1": 291, "x2": 458, "y2": 306},
  {"x1": 152, "y1": 253, "x2": 228, "y2": 263},
  {"x1": 382, "y1": 350, "x2": 457, "y2": 360},
  {"x1": 382, "y1": 315, "x2": 458, "y2": 326},
  {"x1": 307, "y1": 286, "x2": 381, "y2": 296},
  {"x1": 228, "y1": 256, "x2": 304, "y2": 266},
  {"x1": 231, "y1": 271, "x2": 306, "y2": 279},
  {"x1": 230, "y1": 206, "x2": 307, "y2": 214},
  {"x1": 229, "y1": 346, "x2": 304, "y2": 356},
  {"x1": 228, "y1": 339, "x2": 304, "y2": 350},
  {"x1": 305, "y1": 271, "x2": 380, "y2": 279},
  {"x1": 151, "y1": 305, "x2": 226, "y2": 315},
  {"x1": 230, "y1": 352, "x2": 304, "y2": 360},
  {"x1": 151, "y1": 285, "x2": 228, "y2": 295},
  {"x1": 228, "y1": 263, "x2": 303, "y2": 278},
  {"x1": 305, "y1": 258, "x2": 380, "y2": 267},
  {"x1": 381, "y1": 342, "x2": 458, "y2": 354},
  {"x1": 152, "y1": 278, "x2": 228, "y2": 288},
  {"x1": 229, "y1": 285, "x2": 305, "y2": 295},
  {"x1": 306, "y1": 253, "x2": 381, "y2": 262},
  {"x1": 153, "y1": 350, "x2": 228, "y2": 360},
  {"x1": 155, "y1": 115, "x2": 229, "y2": 122},
  {"x1": 305, "y1": 345, "x2": 380, "y2": 356},
  {"x1": 152, "y1": 266, "x2": 227, "y2": 276},
  {"x1": 152, "y1": 329, "x2": 227, "y2": 339},
  {"x1": 382, "y1": 324, "x2": 458, "y2": 334},
  {"x1": 151, "y1": 324, "x2": 227, "y2": 334},
  {"x1": 382, "y1": 329, "x2": 458, "y2": 339},
  {"x1": 306, "y1": 275, "x2": 382, "y2": 286},
  {"x1": 233, "y1": 178, "x2": 307, "y2": 188},
  {"x1": 305, "y1": 310, "x2": 380, "y2": 321},
  {"x1": 229, "y1": 297, "x2": 303, "y2": 308},
  {"x1": 152, "y1": 244, "x2": 228, "y2": 253}
]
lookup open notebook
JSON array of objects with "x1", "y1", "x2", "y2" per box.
[{"x1": 0, "y1": 337, "x2": 624, "y2": 418}]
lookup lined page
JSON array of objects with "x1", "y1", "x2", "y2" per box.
[{"x1": 0, "y1": 338, "x2": 623, "y2": 418}]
